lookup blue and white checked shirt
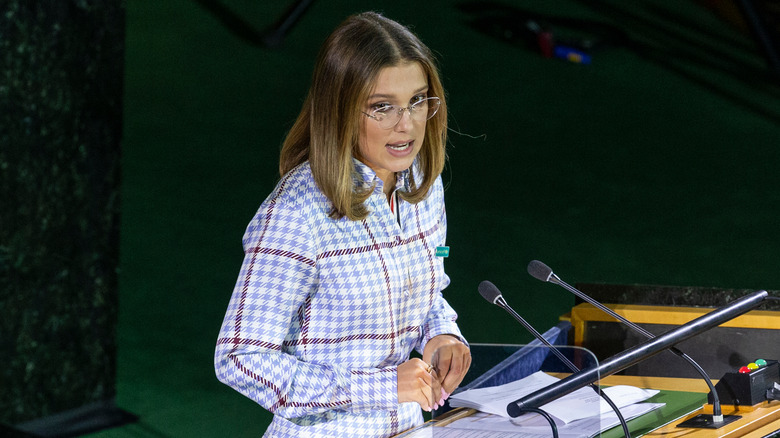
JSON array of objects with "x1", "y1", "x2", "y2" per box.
[{"x1": 215, "y1": 159, "x2": 466, "y2": 437}]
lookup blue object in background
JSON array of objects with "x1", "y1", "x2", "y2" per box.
[{"x1": 554, "y1": 45, "x2": 592, "y2": 64}]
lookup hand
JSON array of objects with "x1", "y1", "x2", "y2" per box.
[
  {"x1": 397, "y1": 358, "x2": 441, "y2": 411},
  {"x1": 423, "y1": 335, "x2": 471, "y2": 395}
]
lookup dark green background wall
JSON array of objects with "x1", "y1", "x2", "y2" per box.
[{"x1": 104, "y1": 0, "x2": 779, "y2": 436}]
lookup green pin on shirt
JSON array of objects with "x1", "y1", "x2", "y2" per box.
[{"x1": 436, "y1": 246, "x2": 450, "y2": 258}]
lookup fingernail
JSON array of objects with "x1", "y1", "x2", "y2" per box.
[
  {"x1": 433, "y1": 403, "x2": 439, "y2": 410},
  {"x1": 438, "y1": 397, "x2": 445, "y2": 405},
  {"x1": 441, "y1": 388, "x2": 447, "y2": 398},
  {"x1": 444, "y1": 392, "x2": 450, "y2": 400}
]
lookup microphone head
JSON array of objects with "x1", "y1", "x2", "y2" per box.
[
  {"x1": 527, "y1": 260, "x2": 553, "y2": 282},
  {"x1": 478, "y1": 280, "x2": 503, "y2": 305}
]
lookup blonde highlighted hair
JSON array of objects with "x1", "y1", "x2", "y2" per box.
[{"x1": 279, "y1": 11, "x2": 448, "y2": 220}]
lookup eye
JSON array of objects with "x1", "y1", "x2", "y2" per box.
[
  {"x1": 370, "y1": 102, "x2": 394, "y2": 114},
  {"x1": 410, "y1": 94, "x2": 427, "y2": 105}
]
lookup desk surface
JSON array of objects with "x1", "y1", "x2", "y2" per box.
[
  {"x1": 600, "y1": 375, "x2": 780, "y2": 437},
  {"x1": 414, "y1": 375, "x2": 780, "y2": 437}
]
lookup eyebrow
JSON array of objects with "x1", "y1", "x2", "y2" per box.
[{"x1": 368, "y1": 85, "x2": 429, "y2": 100}]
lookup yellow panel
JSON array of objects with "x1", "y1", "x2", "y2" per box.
[{"x1": 567, "y1": 303, "x2": 780, "y2": 347}]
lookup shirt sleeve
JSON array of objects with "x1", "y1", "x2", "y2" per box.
[{"x1": 214, "y1": 195, "x2": 391, "y2": 418}]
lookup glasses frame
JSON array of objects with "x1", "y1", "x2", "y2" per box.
[{"x1": 362, "y1": 96, "x2": 441, "y2": 129}]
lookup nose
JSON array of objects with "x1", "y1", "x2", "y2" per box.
[{"x1": 394, "y1": 107, "x2": 414, "y2": 131}]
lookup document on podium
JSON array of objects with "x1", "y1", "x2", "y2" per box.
[
  {"x1": 430, "y1": 404, "x2": 664, "y2": 438},
  {"x1": 433, "y1": 370, "x2": 664, "y2": 437},
  {"x1": 450, "y1": 371, "x2": 659, "y2": 421}
]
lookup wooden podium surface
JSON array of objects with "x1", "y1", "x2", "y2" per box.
[
  {"x1": 404, "y1": 374, "x2": 780, "y2": 437},
  {"x1": 599, "y1": 374, "x2": 780, "y2": 437}
]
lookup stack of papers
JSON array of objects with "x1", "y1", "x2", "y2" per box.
[{"x1": 438, "y1": 371, "x2": 664, "y2": 437}]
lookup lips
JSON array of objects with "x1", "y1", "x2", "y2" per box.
[
  {"x1": 385, "y1": 140, "x2": 415, "y2": 158},
  {"x1": 387, "y1": 141, "x2": 411, "y2": 151}
]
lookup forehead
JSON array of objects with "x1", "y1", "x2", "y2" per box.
[{"x1": 369, "y1": 62, "x2": 427, "y2": 98}]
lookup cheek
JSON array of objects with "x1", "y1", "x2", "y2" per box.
[
  {"x1": 415, "y1": 121, "x2": 427, "y2": 147},
  {"x1": 357, "y1": 122, "x2": 370, "y2": 158},
  {"x1": 360, "y1": 124, "x2": 387, "y2": 155}
]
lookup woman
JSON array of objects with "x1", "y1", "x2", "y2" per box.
[{"x1": 215, "y1": 11, "x2": 471, "y2": 437}]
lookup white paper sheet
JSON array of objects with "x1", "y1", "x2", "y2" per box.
[
  {"x1": 443, "y1": 403, "x2": 665, "y2": 437},
  {"x1": 399, "y1": 402, "x2": 664, "y2": 438},
  {"x1": 448, "y1": 371, "x2": 659, "y2": 423}
]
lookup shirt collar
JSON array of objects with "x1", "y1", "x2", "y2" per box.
[{"x1": 352, "y1": 158, "x2": 412, "y2": 193}]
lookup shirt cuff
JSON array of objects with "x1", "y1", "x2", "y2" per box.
[
  {"x1": 349, "y1": 367, "x2": 397, "y2": 412},
  {"x1": 421, "y1": 322, "x2": 468, "y2": 353}
]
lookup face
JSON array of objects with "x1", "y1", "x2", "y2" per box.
[{"x1": 357, "y1": 62, "x2": 429, "y2": 191}]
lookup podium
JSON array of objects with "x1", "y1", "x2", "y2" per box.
[
  {"x1": 397, "y1": 322, "x2": 609, "y2": 436},
  {"x1": 395, "y1": 321, "x2": 780, "y2": 437}
]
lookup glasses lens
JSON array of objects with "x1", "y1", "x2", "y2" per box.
[
  {"x1": 370, "y1": 106, "x2": 397, "y2": 129},
  {"x1": 424, "y1": 97, "x2": 440, "y2": 120},
  {"x1": 370, "y1": 97, "x2": 440, "y2": 129},
  {"x1": 407, "y1": 97, "x2": 440, "y2": 122},
  {"x1": 382, "y1": 111, "x2": 401, "y2": 129}
]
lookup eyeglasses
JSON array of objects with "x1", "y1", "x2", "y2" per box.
[{"x1": 362, "y1": 97, "x2": 440, "y2": 129}]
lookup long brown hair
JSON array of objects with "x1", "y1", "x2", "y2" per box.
[{"x1": 279, "y1": 12, "x2": 448, "y2": 220}]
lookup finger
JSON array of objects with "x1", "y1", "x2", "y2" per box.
[
  {"x1": 442, "y1": 350, "x2": 471, "y2": 393},
  {"x1": 433, "y1": 348, "x2": 454, "y2": 383},
  {"x1": 434, "y1": 348, "x2": 457, "y2": 388},
  {"x1": 453, "y1": 350, "x2": 471, "y2": 385},
  {"x1": 418, "y1": 376, "x2": 436, "y2": 411},
  {"x1": 420, "y1": 360, "x2": 441, "y2": 409},
  {"x1": 420, "y1": 360, "x2": 440, "y2": 410},
  {"x1": 430, "y1": 369, "x2": 442, "y2": 408},
  {"x1": 440, "y1": 387, "x2": 449, "y2": 404}
]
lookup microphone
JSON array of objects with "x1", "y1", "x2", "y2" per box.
[
  {"x1": 508, "y1": 287, "x2": 769, "y2": 417},
  {"x1": 478, "y1": 281, "x2": 573, "y2": 366},
  {"x1": 478, "y1": 280, "x2": 503, "y2": 305},
  {"x1": 527, "y1": 260, "x2": 554, "y2": 282},
  {"x1": 527, "y1": 260, "x2": 730, "y2": 423},
  {"x1": 478, "y1": 280, "x2": 632, "y2": 437}
]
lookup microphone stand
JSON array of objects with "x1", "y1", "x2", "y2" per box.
[
  {"x1": 545, "y1": 271, "x2": 730, "y2": 424},
  {"x1": 508, "y1": 289, "x2": 768, "y2": 419},
  {"x1": 480, "y1": 282, "x2": 632, "y2": 438}
]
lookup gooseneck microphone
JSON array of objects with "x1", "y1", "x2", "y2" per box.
[
  {"x1": 526, "y1": 260, "x2": 728, "y2": 423},
  {"x1": 511, "y1": 270, "x2": 768, "y2": 418},
  {"x1": 478, "y1": 281, "x2": 632, "y2": 438},
  {"x1": 478, "y1": 281, "x2": 578, "y2": 370}
]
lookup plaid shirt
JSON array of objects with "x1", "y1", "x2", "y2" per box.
[{"x1": 215, "y1": 160, "x2": 465, "y2": 437}]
